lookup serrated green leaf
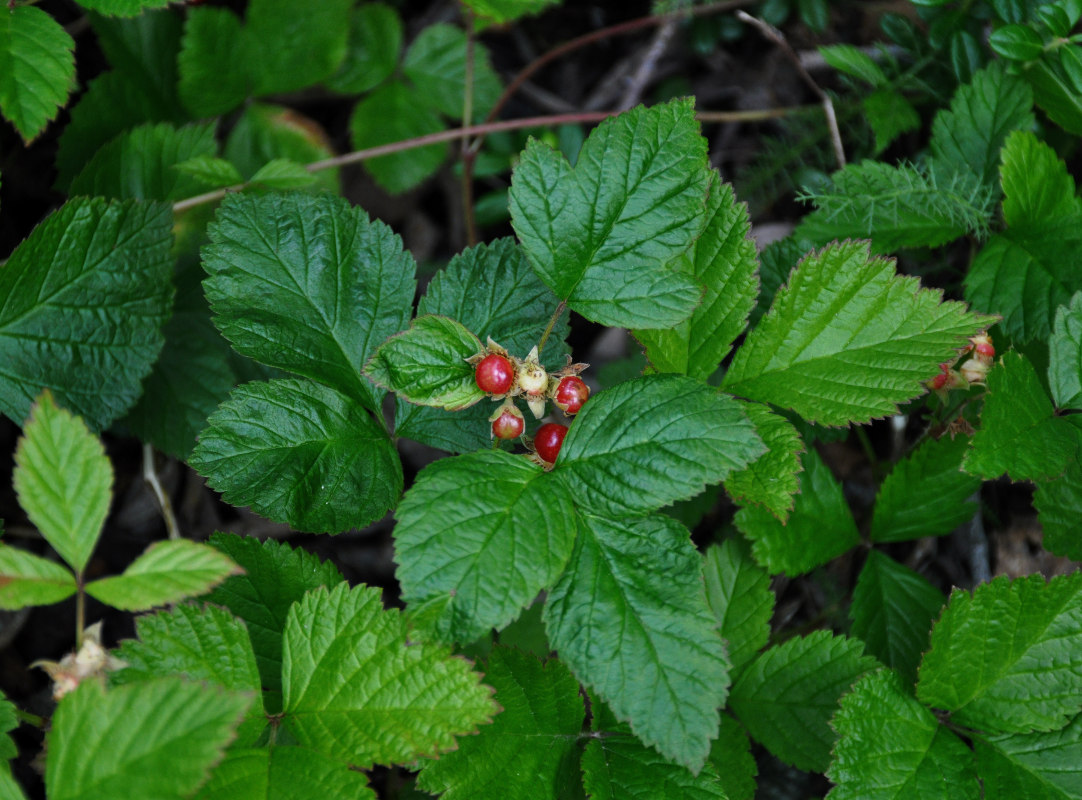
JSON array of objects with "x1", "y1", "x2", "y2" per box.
[
  {"x1": 244, "y1": 0, "x2": 351, "y2": 95},
  {"x1": 544, "y1": 512, "x2": 728, "y2": 772},
  {"x1": 709, "y1": 713, "x2": 757, "y2": 800},
  {"x1": 194, "y1": 746, "x2": 376, "y2": 800},
  {"x1": 870, "y1": 435, "x2": 981, "y2": 542},
  {"x1": 1035, "y1": 457, "x2": 1082, "y2": 560},
  {"x1": 46, "y1": 677, "x2": 251, "y2": 800},
  {"x1": 349, "y1": 80, "x2": 448, "y2": 194},
  {"x1": 249, "y1": 158, "x2": 316, "y2": 190},
  {"x1": 828, "y1": 670, "x2": 979, "y2": 800},
  {"x1": 990, "y1": 23, "x2": 1046, "y2": 60},
  {"x1": 13, "y1": 392, "x2": 112, "y2": 575},
  {"x1": 203, "y1": 192, "x2": 415, "y2": 412},
  {"x1": 0, "y1": 6, "x2": 75, "y2": 143},
  {"x1": 327, "y1": 3, "x2": 401, "y2": 94},
  {"x1": 722, "y1": 240, "x2": 997, "y2": 426},
  {"x1": 510, "y1": 99, "x2": 709, "y2": 329},
  {"x1": 1023, "y1": 50, "x2": 1082, "y2": 135},
  {"x1": 582, "y1": 734, "x2": 728, "y2": 798},
  {"x1": 70, "y1": 121, "x2": 217, "y2": 201},
  {"x1": 928, "y1": 61, "x2": 1034, "y2": 188},
  {"x1": 395, "y1": 450, "x2": 576, "y2": 644},
  {"x1": 177, "y1": 7, "x2": 250, "y2": 117},
  {"x1": 850, "y1": 551, "x2": 945, "y2": 685},
  {"x1": 89, "y1": 9, "x2": 182, "y2": 114},
  {"x1": 735, "y1": 447, "x2": 858, "y2": 576},
  {"x1": 173, "y1": 155, "x2": 244, "y2": 189},
  {"x1": 86, "y1": 540, "x2": 242, "y2": 611},
  {"x1": 0, "y1": 545, "x2": 77, "y2": 609},
  {"x1": 365, "y1": 315, "x2": 484, "y2": 411},
  {"x1": 634, "y1": 175, "x2": 758, "y2": 379},
  {"x1": 75, "y1": 0, "x2": 172, "y2": 16},
  {"x1": 723, "y1": 401, "x2": 803, "y2": 522},
  {"x1": 864, "y1": 89, "x2": 921, "y2": 155},
  {"x1": 1001, "y1": 130, "x2": 1082, "y2": 228},
  {"x1": 224, "y1": 103, "x2": 338, "y2": 194},
  {"x1": 976, "y1": 712, "x2": 1082, "y2": 799},
  {"x1": 0, "y1": 198, "x2": 174, "y2": 430},
  {"x1": 730, "y1": 631, "x2": 877, "y2": 772},
  {"x1": 963, "y1": 352, "x2": 1078, "y2": 481},
  {"x1": 191, "y1": 379, "x2": 402, "y2": 534},
  {"x1": 462, "y1": 0, "x2": 560, "y2": 25},
  {"x1": 1051, "y1": 293, "x2": 1082, "y2": 410},
  {"x1": 556, "y1": 375, "x2": 764, "y2": 516},
  {"x1": 417, "y1": 648, "x2": 585, "y2": 799},
  {"x1": 703, "y1": 539, "x2": 774, "y2": 676},
  {"x1": 202, "y1": 533, "x2": 343, "y2": 709},
  {"x1": 282, "y1": 583, "x2": 498, "y2": 767},
  {"x1": 403, "y1": 24, "x2": 502, "y2": 120},
  {"x1": 917, "y1": 572, "x2": 1082, "y2": 733}
]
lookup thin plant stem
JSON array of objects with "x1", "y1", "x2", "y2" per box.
[
  {"x1": 143, "y1": 443, "x2": 180, "y2": 540},
  {"x1": 14, "y1": 708, "x2": 45, "y2": 728},
  {"x1": 537, "y1": 301, "x2": 567, "y2": 358},
  {"x1": 75, "y1": 586, "x2": 85, "y2": 649}
]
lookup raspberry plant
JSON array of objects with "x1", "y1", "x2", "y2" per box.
[{"x1": 1, "y1": 0, "x2": 1082, "y2": 798}]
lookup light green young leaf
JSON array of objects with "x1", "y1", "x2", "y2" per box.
[
  {"x1": 1050, "y1": 292, "x2": 1082, "y2": 409},
  {"x1": 365, "y1": 315, "x2": 484, "y2": 411},
  {"x1": 281, "y1": 583, "x2": 498, "y2": 767},
  {"x1": 723, "y1": 401, "x2": 804, "y2": 522},
  {"x1": 248, "y1": 158, "x2": 316, "y2": 190},
  {"x1": 828, "y1": 670, "x2": 979, "y2": 800},
  {"x1": 0, "y1": 5, "x2": 75, "y2": 143},
  {"x1": 85, "y1": 540, "x2": 242, "y2": 611},
  {"x1": 703, "y1": 538, "x2": 774, "y2": 676},
  {"x1": 722, "y1": 240, "x2": 997, "y2": 426},
  {"x1": 0, "y1": 545, "x2": 77, "y2": 609},
  {"x1": 174, "y1": 155, "x2": 245, "y2": 189},
  {"x1": 917, "y1": 572, "x2": 1082, "y2": 733},
  {"x1": 13, "y1": 391, "x2": 113, "y2": 575},
  {"x1": 729, "y1": 630, "x2": 877, "y2": 772},
  {"x1": 543, "y1": 512, "x2": 728, "y2": 772},
  {"x1": 870, "y1": 435, "x2": 981, "y2": 542},
  {"x1": 417, "y1": 648, "x2": 585, "y2": 800},
  {"x1": 349, "y1": 80, "x2": 448, "y2": 194},
  {"x1": 634, "y1": 175, "x2": 759, "y2": 379},
  {"x1": 244, "y1": 0, "x2": 351, "y2": 95},
  {"x1": 975, "y1": 712, "x2": 1082, "y2": 800},
  {"x1": 203, "y1": 192, "x2": 416, "y2": 414},
  {"x1": 202, "y1": 533, "x2": 344, "y2": 707},
  {"x1": 194, "y1": 746, "x2": 376, "y2": 800},
  {"x1": 510, "y1": 98, "x2": 710, "y2": 329},
  {"x1": 1000, "y1": 131, "x2": 1082, "y2": 228},
  {"x1": 556, "y1": 375, "x2": 764, "y2": 517},
  {"x1": 735, "y1": 447, "x2": 858, "y2": 576},
  {"x1": 581, "y1": 735, "x2": 729, "y2": 799},
  {"x1": 1034, "y1": 456, "x2": 1082, "y2": 561},
  {"x1": 0, "y1": 770, "x2": 26, "y2": 800},
  {"x1": 191, "y1": 379, "x2": 402, "y2": 534},
  {"x1": 74, "y1": 0, "x2": 172, "y2": 16},
  {"x1": 177, "y1": 7, "x2": 250, "y2": 117},
  {"x1": 403, "y1": 24, "x2": 502, "y2": 120},
  {"x1": 849, "y1": 551, "x2": 945, "y2": 685},
  {"x1": 963, "y1": 352, "x2": 1079, "y2": 481},
  {"x1": 46, "y1": 677, "x2": 251, "y2": 800},
  {"x1": 0, "y1": 198, "x2": 174, "y2": 430},
  {"x1": 395, "y1": 450, "x2": 576, "y2": 644},
  {"x1": 327, "y1": 3, "x2": 401, "y2": 94},
  {"x1": 709, "y1": 714, "x2": 758, "y2": 800}
]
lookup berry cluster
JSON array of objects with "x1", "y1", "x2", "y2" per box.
[
  {"x1": 469, "y1": 339, "x2": 590, "y2": 467},
  {"x1": 927, "y1": 333, "x2": 995, "y2": 397}
]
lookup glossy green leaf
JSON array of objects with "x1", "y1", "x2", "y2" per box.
[
  {"x1": 203, "y1": 192, "x2": 416, "y2": 413},
  {"x1": 46, "y1": 678, "x2": 251, "y2": 800},
  {"x1": 85, "y1": 540, "x2": 242, "y2": 611},
  {"x1": 0, "y1": 198, "x2": 174, "y2": 430},
  {"x1": 736, "y1": 447, "x2": 859, "y2": 576},
  {"x1": 245, "y1": 0, "x2": 351, "y2": 95},
  {"x1": 703, "y1": 539, "x2": 774, "y2": 676},
  {"x1": 1050, "y1": 292, "x2": 1082, "y2": 409},
  {"x1": 723, "y1": 401, "x2": 803, "y2": 522},
  {"x1": 976, "y1": 713, "x2": 1082, "y2": 799},
  {"x1": 0, "y1": 545, "x2": 77, "y2": 609},
  {"x1": 870, "y1": 435, "x2": 981, "y2": 542},
  {"x1": 849, "y1": 551, "x2": 945, "y2": 685},
  {"x1": 963, "y1": 352, "x2": 1078, "y2": 481},
  {"x1": 365, "y1": 315, "x2": 484, "y2": 411},
  {"x1": 634, "y1": 175, "x2": 759, "y2": 379},
  {"x1": 281, "y1": 583, "x2": 498, "y2": 767},
  {"x1": 194, "y1": 746, "x2": 376, "y2": 800},
  {"x1": 327, "y1": 3, "x2": 401, "y2": 94},
  {"x1": 0, "y1": 5, "x2": 75, "y2": 143},
  {"x1": 828, "y1": 670, "x2": 979, "y2": 800},
  {"x1": 723, "y1": 240, "x2": 995, "y2": 426},
  {"x1": 417, "y1": 648, "x2": 585, "y2": 799},
  {"x1": 403, "y1": 23, "x2": 502, "y2": 120},
  {"x1": 13, "y1": 392, "x2": 112, "y2": 575},
  {"x1": 191, "y1": 379, "x2": 402, "y2": 534},
  {"x1": 917, "y1": 572, "x2": 1082, "y2": 733},
  {"x1": 510, "y1": 98, "x2": 709, "y2": 329},
  {"x1": 1023, "y1": 50, "x2": 1082, "y2": 135},
  {"x1": 248, "y1": 158, "x2": 315, "y2": 190},
  {"x1": 177, "y1": 7, "x2": 250, "y2": 117},
  {"x1": 582, "y1": 734, "x2": 728, "y2": 797},
  {"x1": 1034, "y1": 457, "x2": 1082, "y2": 561},
  {"x1": 556, "y1": 375, "x2": 764, "y2": 516},
  {"x1": 394, "y1": 450, "x2": 577, "y2": 644},
  {"x1": 543, "y1": 512, "x2": 728, "y2": 772},
  {"x1": 223, "y1": 103, "x2": 338, "y2": 194},
  {"x1": 173, "y1": 155, "x2": 244, "y2": 189},
  {"x1": 729, "y1": 630, "x2": 877, "y2": 772},
  {"x1": 709, "y1": 714, "x2": 758, "y2": 800}
]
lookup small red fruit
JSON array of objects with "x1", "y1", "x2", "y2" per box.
[
  {"x1": 553, "y1": 375, "x2": 589, "y2": 415},
  {"x1": 475, "y1": 353, "x2": 514, "y2": 395},
  {"x1": 491, "y1": 403, "x2": 525, "y2": 440},
  {"x1": 533, "y1": 423, "x2": 568, "y2": 465}
]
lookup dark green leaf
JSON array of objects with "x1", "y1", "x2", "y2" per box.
[
  {"x1": 975, "y1": 712, "x2": 1082, "y2": 799},
  {"x1": 1050, "y1": 292, "x2": 1082, "y2": 410},
  {"x1": 402, "y1": 24, "x2": 502, "y2": 120},
  {"x1": 1034, "y1": 457, "x2": 1082, "y2": 561},
  {"x1": 582, "y1": 734, "x2": 728, "y2": 798},
  {"x1": 703, "y1": 539, "x2": 774, "y2": 676},
  {"x1": 989, "y1": 24, "x2": 1046, "y2": 61},
  {"x1": 1001, "y1": 130, "x2": 1081, "y2": 229},
  {"x1": 223, "y1": 103, "x2": 338, "y2": 194},
  {"x1": 244, "y1": 0, "x2": 352, "y2": 95},
  {"x1": 864, "y1": 89, "x2": 921, "y2": 154},
  {"x1": 723, "y1": 401, "x2": 804, "y2": 522},
  {"x1": 195, "y1": 746, "x2": 375, "y2": 800},
  {"x1": 327, "y1": 3, "x2": 402, "y2": 94},
  {"x1": 74, "y1": 0, "x2": 172, "y2": 16},
  {"x1": 818, "y1": 44, "x2": 886, "y2": 86},
  {"x1": 709, "y1": 714, "x2": 757, "y2": 800},
  {"x1": 0, "y1": 5, "x2": 75, "y2": 143}
]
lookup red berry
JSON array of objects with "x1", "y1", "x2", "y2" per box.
[
  {"x1": 475, "y1": 353, "x2": 514, "y2": 395},
  {"x1": 491, "y1": 405, "x2": 525, "y2": 439},
  {"x1": 929, "y1": 372, "x2": 949, "y2": 390},
  {"x1": 534, "y1": 423, "x2": 568, "y2": 464},
  {"x1": 554, "y1": 375, "x2": 589, "y2": 414},
  {"x1": 975, "y1": 341, "x2": 994, "y2": 359}
]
